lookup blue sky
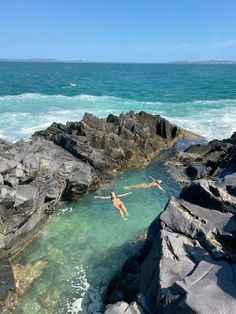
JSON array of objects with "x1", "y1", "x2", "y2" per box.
[{"x1": 1, "y1": 0, "x2": 236, "y2": 62}]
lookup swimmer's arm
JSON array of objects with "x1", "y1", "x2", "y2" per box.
[
  {"x1": 150, "y1": 176, "x2": 157, "y2": 181},
  {"x1": 94, "y1": 196, "x2": 111, "y2": 199},
  {"x1": 118, "y1": 192, "x2": 132, "y2": 197},
  {"x1": 157, "y1": 185, "x2": 166, "y2": 192},
  {"x1": 123, "y1": 185, "x2": 134, "y2": 190}
]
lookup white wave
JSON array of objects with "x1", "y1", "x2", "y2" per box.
[
  {"x1": 68, "y1": 83, "x2": 77, "y2": 87},
  {"x1": 66, "y1": 265, "x2": 102, "y2": 314},
  {"x1": 0, "y1": 93, "x2": 236, "y2": 142},
  {"x1": 192, "y1": 99, "x2": 236, "y2": 105}
]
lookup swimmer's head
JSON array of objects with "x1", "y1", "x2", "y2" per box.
[
  {"x1": 111, "y1": 192, "x2": 116, "y2": 199},
  {"x1": 156, "y1": 180, "x2": 162, "y2": 184}
]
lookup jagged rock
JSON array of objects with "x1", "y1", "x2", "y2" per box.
[
  {"x1": 136, "y1": 193, "x2": 236, "y2": 313},
  {"x1": 180, "y1": 179, "x2": 236, "y2": 214},
  {"x1": 0, "y1": 138, "x2": 96, "y2": 257},
  {"x1": 34, "y1": 111, "x2": 198, "y2": 172},
  {"x1": 218, "y1": 172, "x2": 236, "y2": 196},
  {"x1": 156, "y1": 119, "x2": 179, "y2": 139}
]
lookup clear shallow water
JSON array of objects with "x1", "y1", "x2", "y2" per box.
[
  {"x1": 0, "y1": 62, "x2": 236, "y2": 141},
  {"x1": 14, "y1": 159, "x2": 180, "y2": 314}
]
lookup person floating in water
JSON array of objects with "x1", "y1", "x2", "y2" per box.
[
  {"x1": 124, "y1": 176, "x2": 165, "y2": 192},
  {"x1": 94, "y1": 192, "x2": 132, "y2": 220}
]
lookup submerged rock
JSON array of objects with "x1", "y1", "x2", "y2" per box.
[{"x1": 0, "y1": 260, "x2": 47, "y2": 313}]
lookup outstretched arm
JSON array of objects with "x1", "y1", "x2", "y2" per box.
[
  {"x1": 123, "y1": 185, "x2": 134, "y2": 190},
  {"x1": 150, "y1": 175, "x2": 157, "y2": 181},
  {"x1": 94, "y1": 196, "x2": 111, "y2": 199},
  {"x1": 157, "y1": 185, "x2": 166, "y2": 192},
  {"x1": 150, "y1": 176, "x2": 162, "y2": 183},
  {"x1": 118, "y1": 192, "x2": 132, "y2": 197}
]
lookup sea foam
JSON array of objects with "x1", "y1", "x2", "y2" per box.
[{"x1": 0, "y1": 93, "x2": 235, "y2": 142}]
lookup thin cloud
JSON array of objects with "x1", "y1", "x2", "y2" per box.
[{"x1": 133, "y1": 40, "x2": 236, "y2": 61}]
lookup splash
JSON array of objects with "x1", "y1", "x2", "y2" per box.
[{"x1": 0, "y1": 93, "x2": 235, "y2": 141}]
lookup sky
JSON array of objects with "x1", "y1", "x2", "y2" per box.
[{"x1": 1, "y1": 0, "x2": 236, "y2": 62}]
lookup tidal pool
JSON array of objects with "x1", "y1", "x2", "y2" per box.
[{"x1": 14, "y1": 157, "x2": 181, "y2": 314}]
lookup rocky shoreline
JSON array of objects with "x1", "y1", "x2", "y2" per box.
[
  {"x1": 104, "y1": 132, "x2": 236, "y2": 313},
  {"x1": 0, "y1": 111, "x2": 197, "y2": 312}
]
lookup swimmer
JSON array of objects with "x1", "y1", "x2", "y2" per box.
[
  {"x1": 94, "y1": 192, "x2": 132, "y2": 220},
  {"x1": 124, "y1": 176, "x2": 165, "y2": 192}
]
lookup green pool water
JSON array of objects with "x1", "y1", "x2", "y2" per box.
[{"x1": 14, "y1": 157, "x2": 181, "y2": 314}]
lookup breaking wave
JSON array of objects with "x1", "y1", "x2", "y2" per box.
[{"x1": 0, "y1": 93, "x2": 236, "y2": 141}]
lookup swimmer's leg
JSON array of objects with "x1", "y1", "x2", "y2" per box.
[
  {"x1": 124, "y1": 185, "x2": 133, "y2": 190},
  {"x1": 121, "y1": 204, "x2": 129, "y2": 217},
  {"x1": 114, "y1": 204, "x2": 126, "y2": 220}
]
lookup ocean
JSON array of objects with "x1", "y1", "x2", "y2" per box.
[
  {"x1": 1, "y1": 62, "x2": 235, "y2": 313},
  {"x1": 1, "y1": 62, "x2": 236, "y2": 141}
]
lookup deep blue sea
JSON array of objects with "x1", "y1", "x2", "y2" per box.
[
  {"x1": 1, "y1": 62, "x2": 236, "y2": 141},
  {"x1": 0, "y1": 62, "x2": 235, "y2": 313}
]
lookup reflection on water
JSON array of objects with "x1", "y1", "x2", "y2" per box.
[{"x1": 14, "y1": 157, "x2": 180, "y2": 313}]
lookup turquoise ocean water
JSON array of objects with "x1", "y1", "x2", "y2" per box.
[
  {"x1": 0, "y1": 62, "x2": 235, "y2": 313},
  {"x1": 1, "y1": 62, "x2": 236, "y2": 141}
]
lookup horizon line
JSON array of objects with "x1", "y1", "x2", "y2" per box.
[{"x1": 1, "y1": 58, "x2": 236, "y2": 64}]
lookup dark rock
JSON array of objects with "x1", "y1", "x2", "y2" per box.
[
  {"x1": 122, "y1": 256, "x2": 142, "y2": 274},
  {"x1": 180, "y1": 179, "x2": 236, "y2": 214},
  {"x1": 34, "y1": 111, "x2": 198, "y2": 172},
  {"x1": 107, "y1": 114, "x2": 120, "y2": 124},
  {"x1": 185, "y1": 163, "x2": 209, "y2": 180},
  {"x1": 156, "y1": 119, "x2": 179, "y2": 139},
  {"x1": 0, "y1": 139, "x2": 95, "y2": 257}
]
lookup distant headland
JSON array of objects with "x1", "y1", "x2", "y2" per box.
[{"x1": 1, "y1": 58, "x2": 236, "y2": 64}]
